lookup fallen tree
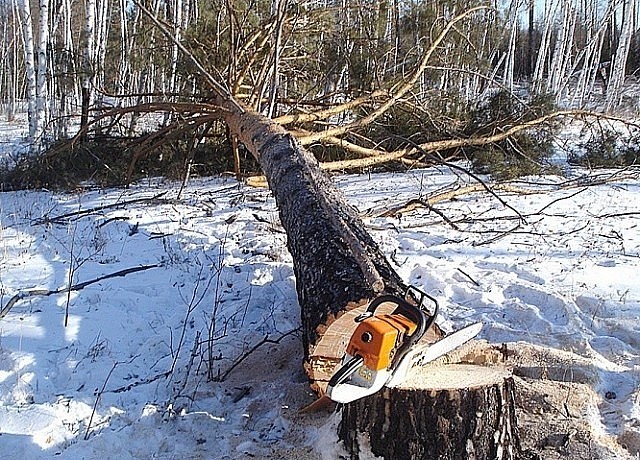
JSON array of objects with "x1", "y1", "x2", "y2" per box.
[
  {"x1": 58, "y1": 5, "x2": 548, "y2": 457},
  {"x1": 209, "y1": 91, "x2": 533, "y2": 458}
]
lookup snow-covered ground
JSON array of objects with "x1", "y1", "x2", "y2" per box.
[{"x1": 0, "y1": 118, "x2": 639, "y2": 459}]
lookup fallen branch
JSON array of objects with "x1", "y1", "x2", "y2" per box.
[
  {"x1": 370, "y1": 183, "x2": 540, "y2": 218},
  {"x1": 110, "y1": 370, "x2": 172, "y2": 394},
  {"x1": 34, "y1": 192, "x2": 169, "y2": 225},
  {"x1": 85, "y1": 361, "x2": 118, "y2": 440},
  {"x1": 0, "y1": 264, "x2": 162, "y2": 320},
  {"x1": 43, "y1": 102, "x2": 224, "y2": 160},
  {"x1": 317, "y1": 110, "x2": 640, "y2": 171},
  {"x1": 273, "y1": 91, "x2": 386, "y2": 126}
]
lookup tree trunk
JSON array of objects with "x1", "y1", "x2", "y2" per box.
[
  {"x1": 36, "y1": 0, "x2": 49, "y2": 139},
  {"x1": 80, "y1": 0, "x2": 95, "y2": 138},
  {"x1": 16, "y1": 0, "x2": 39, "y2": 143},
  {"x1": 215, "y1": 95, "x2": 405, "y2": 353}
]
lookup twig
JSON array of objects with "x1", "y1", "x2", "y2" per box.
[
  {"x1": 472, "y1": 224, "x2": 522, "y2": 246},
  {"x1": 34, "y1": 192, "x2": 169, "y2": 225},
  {"x1": 0, "y1": 264, "x2": 162, "y2": 320},
  {"x1": 421, "y1": 200, "x2": 460, "y2": 231},
  {"x1": 596, "y1": 211, "x2": 640, "y2": 218},
  {"x1": 64, "y1": 223, "x2": 78, "y2": 327},
  {"x1": 217, "y1": 328, "x2": 299, "y2": 382},
  {"x1": 109, "y1": 371, "x2": 172, "y2": 394},
  {"x1": 170, "y1": 331, "x2": 201, "y2": 400},
  {"x1": 132, "y1": 0, "x2": 243, "y2": 115},
  {"x1": 456, "y1": 268, "x2": 480, "y2": 287},
  {"x1": 536, "y1": 188, "x2": 588, "y2": 215},
  {"x1": 472, "y1": 222, "x2": 590, "y2": 246},
  {"x1": 85, "y1": 362, "x2": 119, "y2": 440}
]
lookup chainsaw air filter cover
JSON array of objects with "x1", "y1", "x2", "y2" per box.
[{"x1": 346, "y1": 314, "x2": 417, "y2": 371}]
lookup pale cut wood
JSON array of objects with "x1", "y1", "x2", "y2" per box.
[{"x1": 400, "y1": 363, "x2": 512, "y2": 390}]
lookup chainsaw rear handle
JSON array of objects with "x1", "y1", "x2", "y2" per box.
[{"x1": 327, "y1": 355, "x2": 364, "y2": 388}]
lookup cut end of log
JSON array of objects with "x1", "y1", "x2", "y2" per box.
[
  {"x1": 305, "y1": 298, "x2": 442, "y2": 394},
  {"x1": 305, "y1": 299, "x2": 370, "y2": 393}
]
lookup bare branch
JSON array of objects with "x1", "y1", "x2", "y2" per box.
[
  {"x1": 296, "y1": 7, "x2": 489, "y2": 145},
  {"x1": 318, "y1": 109, "x2": 636, "y2": 171},
  {"x1": 34, "y1": 192, "x2": 169, "y2": 224},
  {"x1": 273, "y1": 91, "x2": 386, "y2": 126},
  {"x1": 0, "y1": 264, "x2": 162, "y2": 320}
]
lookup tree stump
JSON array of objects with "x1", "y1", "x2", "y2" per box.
[{"x1": 339, "y1": 365, "x2": 522, "y2": 460}]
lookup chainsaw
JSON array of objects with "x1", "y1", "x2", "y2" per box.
[{"x1": 326, "y1": 286, "x2": 482, "y2": 404}]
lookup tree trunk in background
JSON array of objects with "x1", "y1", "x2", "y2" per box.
[
  {"x1": 606, "y1": 0, "x2": 633, "y2": 110},
  {"x1": 527, "y1": 0, "x2": 534, "y2": 77},
  {"x1": 16, "y1": 0, "x2": 38, "y2": 142},
  {"x1": 532, "y1": 0, "x2": 559, "y2": 93},
  {"x1": 5, "y1": 1, "x2": 19, "y2": 122},
  {"x1": 36, "y1": 0, "x2": 49, "y2": 140},
  {"x1": 214, "y1": 94, "x2": 527, "y2": 458},
  {"x1": 80, "y1": 0, "x2": 95, "y2": 139}
]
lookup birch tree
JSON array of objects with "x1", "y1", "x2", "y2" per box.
[
  {"x1": 36, "y1": 0, "x2": 50, "y2": 140},
  {"x1": 606, "y1": 0, "x2": 634, "y2": 109},
  {"x1": 15, "y1": 0, "x2": 39, "y2": 142},
  {"x1": 1, "y1": 0, "x2": 20, "y2": 122},
  {"x1": 546, "y1": 1, "x2": 577, "y2": 97}
]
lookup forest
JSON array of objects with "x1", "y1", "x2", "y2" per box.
[{"x1": 1, "y1": 0, "x2": 640, "y2": 183}]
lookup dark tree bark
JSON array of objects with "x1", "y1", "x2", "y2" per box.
[
  {"x1": 214, "y1": 96, "x2": 405, "y2": 354},
  {"x1": 80, "y1": 87, "x2": 90, "y2": 142},
  {"x1": 214, "y1": 96, "x2": 529, "y2": 459}
]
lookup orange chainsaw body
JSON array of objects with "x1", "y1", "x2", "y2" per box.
[{"x1": 346, "y1": 314, "x2": 418, "y2": 371}]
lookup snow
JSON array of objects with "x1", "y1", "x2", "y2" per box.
[{"x1": 0, "y1": 117, "x2": 639, "y2": 458}]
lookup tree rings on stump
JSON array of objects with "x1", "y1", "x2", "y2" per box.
[{"x1": 339, "y1": 364, "x2": 525, "y2": 460}]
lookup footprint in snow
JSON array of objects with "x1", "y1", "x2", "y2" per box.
[{"x1": 503, "y1": 285, "x2": 571, "y2": 327}]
